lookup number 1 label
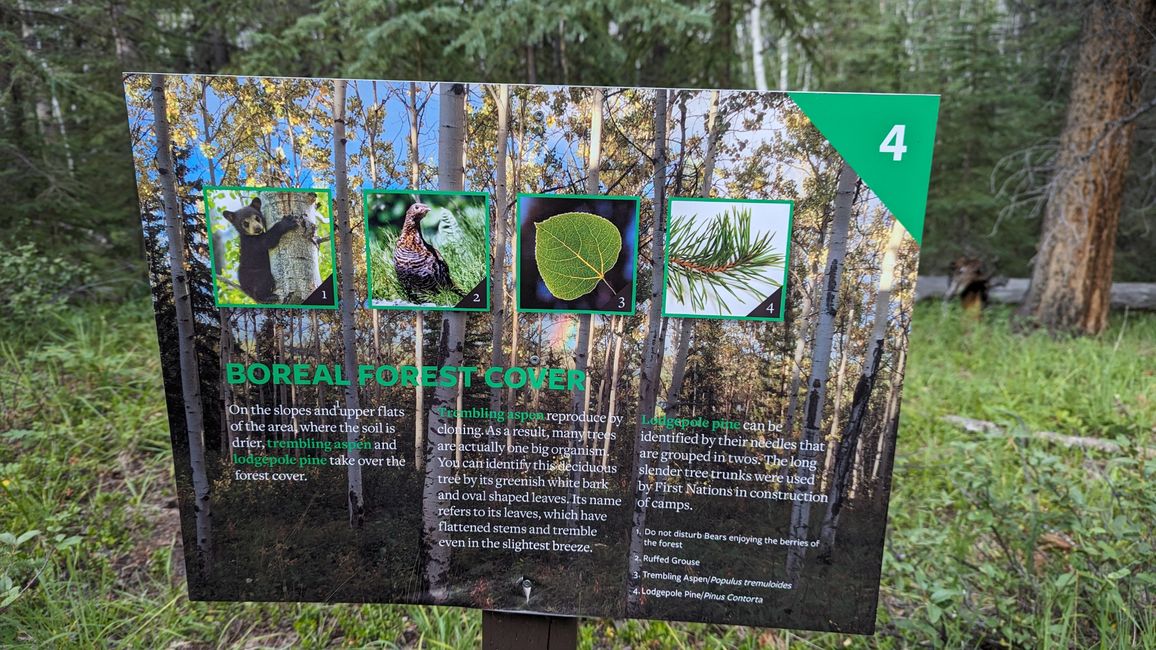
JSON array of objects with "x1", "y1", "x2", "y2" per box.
[{"x1": 879, "y1": 124, "x2": 907, "y2": 161}]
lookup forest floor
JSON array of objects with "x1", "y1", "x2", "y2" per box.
[{"x1": 1, "y1": 301, "x2": 1154, "y2": 648}]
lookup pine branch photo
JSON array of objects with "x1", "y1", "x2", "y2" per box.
[{"x1": 666, "y1": 205, "x2": 786, "y2": 316}]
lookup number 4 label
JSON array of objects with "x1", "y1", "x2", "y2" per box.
[{"x1": 880, "y1": 124, "x2": 907, "y2": 161}]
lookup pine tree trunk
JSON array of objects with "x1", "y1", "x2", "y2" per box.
[
  {"x1": 785, "y1": 163, "x2": 857, "y2": 582},
  {"x1": 653, "y1": 90, "x2": 720, "y2": 477},
  {"x1": 627, "y1": 88, "x2": 669, "y2": 615},
  {"x1": 333, "y1": 80, "x2": 364, "y2": 529},
  {"x1": 151, "y1": 73, "x2": 212, "y2": 574},
  {"x1": 264, "y1": 191, "x2": 321, "y2": 304},
  {"x1": 818, "y1": 220, "x2": 904, "y2": 557},
  {"x1": 1017, "y1": 0, "x2": 1156, "y2": 335},
  {"x1": 422, "y1": 82, "x2": 468, "y2": 602}
]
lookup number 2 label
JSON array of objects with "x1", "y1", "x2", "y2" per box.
[{"x1": 879, "y1": 124, "x2": 907, "y2": 161}]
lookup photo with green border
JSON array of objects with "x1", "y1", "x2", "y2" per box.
[
  {"x1": 204, "y1": 186, "x2": 338, "y2": 309},
  {"x1": 516, "y1": 193, "x2": 640, "y2": 316},
  {"x1": 363, "y1": 189, "x2": 491, "y2": 312},
  {"x1": 661, "y1": 197, "x2": 793, "y2": 322}
]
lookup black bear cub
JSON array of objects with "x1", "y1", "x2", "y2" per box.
[{"x1": 222, "y1": 197, "x2": 299, "y2": 303}]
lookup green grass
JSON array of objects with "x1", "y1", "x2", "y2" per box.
[{"x1": 1, "y1": 303, "x2": 1154, "y2": 647}]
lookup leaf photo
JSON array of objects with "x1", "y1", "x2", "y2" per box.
[
  {"x1": 663, "y1": 198, "x2": 792, "y2": 320},
  {"x1": 364, "y1": 190, "x2": 490, "y2": 311},
  {"x1": 516, "y1": 194, "x2": 639, "y2": 314}
]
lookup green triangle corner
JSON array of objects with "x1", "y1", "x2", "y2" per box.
[{"x1": 788, "y1": 91, "x2": 940, "y2": 246}]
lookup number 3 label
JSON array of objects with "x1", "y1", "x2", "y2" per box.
[{"x1": 880, "y1": 124, "x2": 907, "y2": 161}]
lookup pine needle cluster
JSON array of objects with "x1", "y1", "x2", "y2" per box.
[{"x1": 667, "y1": 207, "x2": 784, "y2": 313}]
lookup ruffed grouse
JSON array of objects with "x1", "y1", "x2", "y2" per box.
[{"x1": 393, "y1": 202, "x2": 461, "y2": 302}]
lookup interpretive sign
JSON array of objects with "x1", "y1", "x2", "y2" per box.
[{"x1": 125, "y1": 73, "x2": 937, "y2": 634}]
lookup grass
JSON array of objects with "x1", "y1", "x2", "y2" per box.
[{"x1": 1, "y1": 302, "x2": 1154, "y2": 647}]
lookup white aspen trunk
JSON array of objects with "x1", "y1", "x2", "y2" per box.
[
  {"x1": 567, "y1": 89, "x2": 604, "y2": 524},
  {"x1": 599, "y1": 317, "x2": 625, "y2": 469},
  {"x1": 333, "y1": 80, "x2": 364, "y2": 528},
  {"x1": 265, "y1": 191, "x2": 321, "y2": 304},
  {"x1": 151, "y1": 73, "x2": 211, "y2": 573},
  {"x1": 199, "y1": 77, "x2": 234, "y2": 450},
  {"x1": 410, "y1": 83, "x2": 425, "y2": 471},
  {"x1": 785, "y1": 163, "x2": 857, "y2": 582},
  {"x1": 750, "y1": 0, "x2": 768, "y2": 91},
  {"x1": 820, "y1": 311, "x2": 852, "y2": 493},
  {"x1": 422, "y1": 82, "x2": 468, "y2": 603},
  {"x1": 637, "y1": 89, "x2": 669, "y2": 421},
  {"x1": 873, "y1": 342, "x2": 906, "y2": 482},
  {"x1": 627, "y1": 88, "x2": 669, "y2": 614},
  {"x1": 778, "y1": 33, "x2": 790, "y2": 89},
  {"x1": 490, "y1": 85, "x2": 511, "y2": 413},
  {"x1": 455, "y1": 371, "x2": 464, "y2": 467}
]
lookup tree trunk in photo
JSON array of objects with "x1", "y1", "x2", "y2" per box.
[
  {"x1": 198, "y1": 77, "x2": 235, "y2": 451},
  {"x1": 873, "y1": 341, "x2": 906, "y2": 485},
  {"x1": 820, "y1": 308, "x2": 853, "y2": 493},
  {"x1": 819, "y1": 220, "x2": 904, "y2": 557},
  {"x1": 654, "y1": 90, "x2": 720, "y2": 476},
  {"x1": 410, "y1": 82, "x2": 425, "y2": 471},
  {"x1": 422, "y1": 82, "x2": 469, "y2": 603},
  {"x1": 785, "y1": 163, "x2": 857, "y2": 582},
  {"x1": 333, "y1": 80, "x2": 364, "y2": 529},
  {"x1": 627, "y1": 88, "x2": 669, "y2": 615},
  {"x1": 151, "y1": 73, "x2": 212, "y2": 574},
  {"x1": 264, "y1": 191, "x2": 322, "y2": 304},
  {"x1": 637, "y1": 89, "x2": 669, "y2": 422},
  {"x1": 567, "y1": 88, "x2": 604, "y2": 525},
  {"x1": 750, "y1": 0, "x2": 768, "y2": 91},
  {"x1": 490, "y1": 84, "x2": 511, "y2": 414},
  {"x1": 600, "y1": 317, "x2": 625, "y2": 469},
  {"x1": 1017, "y1": 0, "x2": 1156, "y2": 335}
]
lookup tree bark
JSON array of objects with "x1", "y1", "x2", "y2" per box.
[
  {"x1": 333, "y1": 80, "x2": 364, "y2": 529},
  {"x1": 490, "y1": 84, "x2": 511, "y2": 413},
  {"x1": 567, "y1": 88, "x2": 604, "y2": 524},
  {"x1": 264, "y1": 191, "x2": 322, "y2": 304},
  {"x1": 627, "y1": 88, "x2": 669, "y2": 615},
  {"x1": 422, "y1": 82, "x2": 469, "y2": 602},
  {"x1": 410, "y1": 82, "x2": 425, "y2": 471},
  {"x1": 819, "y1": 219, "x2": 905, "y2": 557},
  {"x1": 750, "y1": 0, "x2": 768, "y2": 91},
  {"x1": 785, "y1": 163, "x2": 857, "y2": 582},
  {"x1": 1017, "y1": 0, "x2": 1156, "y2": 335},
  {"x1": 151, "y1": 73, "x2": 212, "y2": 574}
]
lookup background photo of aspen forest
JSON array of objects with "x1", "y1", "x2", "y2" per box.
[{"x1": 126, "y1": 74, "x2": 918, "y2": 633}]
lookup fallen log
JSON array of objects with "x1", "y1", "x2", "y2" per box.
[
  {"x1": 941, "y1": 415, "x2": 1156, "y2": 458},
  {"x1": 916, "y1": 277, "x2": 1156, "y2": 311}
]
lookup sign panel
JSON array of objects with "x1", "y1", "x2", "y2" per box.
[{"x1": 125, "y1": 74, "x2": 937, "y2": 634}]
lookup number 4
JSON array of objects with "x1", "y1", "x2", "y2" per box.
[{"x1": 879, "y1": 124, "x2": 907, "y2": 161}]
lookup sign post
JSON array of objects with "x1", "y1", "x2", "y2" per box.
[{"x1": 482, "y1": 612, "x2": 577, "y2": 650}]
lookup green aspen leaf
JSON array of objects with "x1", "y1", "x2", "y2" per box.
[{"x1": 534, "y1": 212, "x2": 621, "y2": 300}]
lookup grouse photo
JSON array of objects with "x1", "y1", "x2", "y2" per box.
[
  {"x1": 393, "y1": 203, "x2": 461, "y2": 302},
  {"x1": 364, "y1": 190, "x2": 491, "y2": 311}
]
